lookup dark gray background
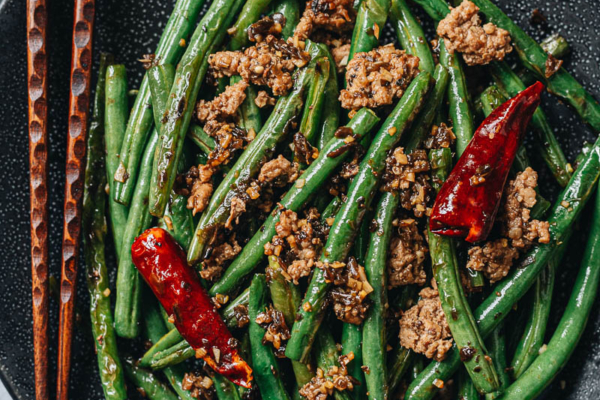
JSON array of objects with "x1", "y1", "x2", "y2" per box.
[{"x1": 1, "y1": 0, "x2": 599, "y2": 398}]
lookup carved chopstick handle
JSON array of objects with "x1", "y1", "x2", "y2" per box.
[{"x1": 56, "y1": 1, "x2": 95, "y2": 399}]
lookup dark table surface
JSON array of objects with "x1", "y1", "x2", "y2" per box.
[{"x1": 1, "y1": 0, "x2": 600, "y2": 398}]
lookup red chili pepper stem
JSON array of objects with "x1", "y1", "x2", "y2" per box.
[
  {"x1": 430, "y1": 81, "x2": 544, "y2": 243},
  {"x1": 131, "y1": 227, "x2": 253, "y2": 388}
]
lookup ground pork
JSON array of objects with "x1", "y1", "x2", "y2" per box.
[
  {"x1": 437, "y1": 0, "x2": 512, "y2": 66},
  {"x1": 293, "y1": 0, "x2": 355, "y2": 42},
  {"x1": 264, "y1": 208, "x2": 328, "y2": 284},
  {"x1": 388, "y1": 218, "x2": 428, "y2": 288},
  {"x1": 425, "y1": 123, "x2": 456, "y2": 150},
  {"x1": 208, "y1": 35, "x2": 309, "y2": 96},
  {"x1": 255, "y1": 90, "x2": 276, "y2": 108},
  {"x1": 324, "y1": 257, "x2": 373, "y2": 324},
  {"x1": 258, "y1": 155, "x2": 300, "y2": 187},
  {"x1": 299, "y1": 354, "x2": 357, "y2": 400},
  {"x1": 206, "y1": 124, "x2": 249, "y2": 168},
  {"x1": 225, "y1": 196, "x2": 247, "y2": 230},
  {"x1": 399, "y1": 285, "x2": 453, "y2": 361},
  {"x1": 182, "y1": 372, "x2": 215, "y2": 400},
  {"x1": 201, "y1": 237, "x2": 242, "y2": 281},
  {"x1": 340, "y1": 44, "x2": 420, "y2": 110},
  {"x1": 466, "y1": 168, "x2": 550, "y2": 283},
  {"x1": 183, "y1": 165, "x2": 215, "y2": 216},
  {"x1": 247, "y1": 13, "x2": 286, "y2": 43},
  {"x1": 381, "y1": 147, "x2": 432, "y2": 218},
  {"x1": 196, "y1": 80, "x2": 248, "y2": 134},
  {"x1": 256, "y1": 306, "x2": 291, "y2": 357},
  {"x1": 331, "y1": 42, "x2": 351, "y2": 74}
]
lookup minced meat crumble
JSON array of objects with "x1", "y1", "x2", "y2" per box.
[
  {"x1": 299, "y1": 353, "x2": 358, "y2": 400},
  {"x1": 255, "y1": 90, "x2": 276, "y2": 108},
  {"x1": 208, "y1": 35, "x2": 310, "y2": 96},
  {"x1": 399, "y1": 285, "x2": 453, "y2": 361},
  {"x1": 388, "y1": 218, "x2": 428, "y2": 288},
  {"x1": 425, "y1": 123, "x2": 456, "y2": 150},
  {"x1": 340, "y1": 44, "x2": 420, "y2": 111},
  {"x1": 200, "y1": 236, "x2": 242, "y2": 281},
  {"x1": 437, "y1": 0, "x2": 512, "y2": 66},
  {"x1": 181, "y1": 164, "x2": 215, "y2": 216},
  {"x1": 466, "y1": 168, "x2": 551, "y2": 283},
  {"x1": 196, "y1": 80, "x2": 248, "y2": 134},
  {"x1": 182, "y1": 372, "x2": 215, "y2": 400},
  {"x1": 256, "y1": 305, "x2": 291, "y2": 357},
  {"x1": 293, "y1": 0, "x2": 356, "y2": 42},
  {"x1": 258, "y1": 155, "x2": 300, "y2": 187}
]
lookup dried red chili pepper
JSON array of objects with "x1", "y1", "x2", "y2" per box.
[
  {"x1": 430, "y1": 81, "x2": 544, "y2": 243},
  {"x1": 131, "y1": 227, "x2": 253, "y2": 387}
]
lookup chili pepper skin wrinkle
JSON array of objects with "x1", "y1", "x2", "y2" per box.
[
  {"x1": 430, "y1": 81, "x2": 544, "y2": 243},
  {"x1": 131, "y1": 227, "x2": 253, "y2": 388}
]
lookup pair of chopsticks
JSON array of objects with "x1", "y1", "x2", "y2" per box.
[{"x1": 27, "y1": 0, "x2": 96, "y2": 398}]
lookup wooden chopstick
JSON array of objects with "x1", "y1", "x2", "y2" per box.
[
  {"x1": 57, "y1": 1, "x2": 96, "y2": 398},
  {"x1": 27, "y1": 0, "x2": 49, "y2": 398}
]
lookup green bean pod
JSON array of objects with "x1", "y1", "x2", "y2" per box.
[
  {"x1": 286, "y1": 72, "x2": 432, "y2": 362},
  {"x1": 214, "y1": 374, "x2": 243, "y2": 400},
  {"x1": 313, "y1": 327, "x2": 354, "y2": 400},
  {"x1": 187, "y1": 61, "x2": 315, "y2": 264},
  {"x1": 83, "y1": 54, "x2": 127, "y2": 400},
  {"x1": 316, "y1": 49, "x2": 341, "y2": 150},
  {"x1": 540, "y1": 34, "x2": 570, "y2": 59},
  {"x1": 457, "y1": 370, "x2": 479, "y2": 400},
  {"x1": 209, "y1": 108, "x2": 380, "y2": 296},
  {"x1": 248, "y1": 274, "x2": 291, "y2": 400},
  {"x1": 158, "y1": 191, "x2": 195, "y2": 250},
  {"x1": 405, "y1": 135, "x2": 600, "y2": 400},
  {"x1": 151, "y1": 340, "x2": 196, "y2": 370},
  {"x1": 273, "y1": 0, "x2": 300, "y2": 40},
  {"x1": 387, "y1": 346, "x2": 412, "y2": 396},
  {"x1": 490, "y1": 61, "x2": 571, "y2": 187},
  {"x1": 231, "y1": 75, "x2": 263, "y2": 135},
  {"x1": 114, "y1": 0, "x2": 208, "y2": 206},
  {"x1": 341, "y1": 323, "x2": 366, "y2": 399},
  {"x1": 501, "y1": 184, "x2": 600, "y2": 399},
  {"x1": 124, "y1": 358, "x2": 179, "y2": 400},
  {"x1": 229, "y1": 0, "x2": 275, "y2": 51},
  {"x1": 104, "y1": 64, "x2": 129, "y2": 259},
  {"x1": 348, "y1": 0, "x2": 391, "y2": 61},
  {"x1": 428, "y1": 148, "x2": 501, "y2": 394},
  {"x1": 188, "y1": 124, "x2": 217, "y2": 155},
  {"x1": 484, "y1": 323, "x2": 510, "y2": 400},
  {"x1": 114, "y1": 131, "x2": 158, "y2": 338},
  {"x1": 149, "y1": 0, "x2": 246, "y2": 217},
  {"x1": 298, "y1": 46, "x2": 331, "y2": 146},
  {"x1": 390, "y1": 0, "x2": 435, "y2": 74},
  {"x1": 140, "y1": 328, "x2": 184, "y2": 368}
]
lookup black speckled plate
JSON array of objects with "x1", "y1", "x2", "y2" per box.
[{"x1": 1, "y1": 0, "x2": 599, "y2": 398}]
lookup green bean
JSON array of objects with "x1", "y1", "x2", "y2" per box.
[
  {"x1": 457, "y1": 369, "x2": 479, "y2": 400},
  {"x1": 348, "y1": 0, "x2": 391, "y2": 61},
  {"x1": 149, "y1": 0, "x2": 246, "y2": 217},
  {"x1": 390, "y1": 0, "x2": 435, "y2": 74},
  {"x1": 141, "y1": 328, "x2": 184, "y2": 368},
  {"x1": 114, "y1": 130, "x2": 158, "y2": 338},
  {"x1": 248, "y1": 274, "x2": 291, "y2": 400},
  {"x1": 83, "y1": 54, "x2": 127, "y2": 400},
  {"x1": 160, "y1": 306, "x2": 176, "y2": 331},
  {"x1": 158, "y1": 191, "x2": 195, "y2": 250},
  {"x1": 490, "y1": 61, "x2": 571, "y2": 187},
  {"x1": 187, "y1": 58, "x2": 315, "y2": 264},
  {"x1": 484, "y1": 323, "x2": 510, "y2": 400},
  {"x1": 209, "y1": 108, "x2": 380, "y2": 296},
  {"x1": 403, "y1": 64, "x2": 449, "y2": 151},
  {"x1": 469, "y1": 0, "x2": 600, "y2": 133},
  {"x1": 342, "y1": 323, "x2": 366, "y2": 399},
  {"x1": 231, "y1": 75, "x2": 263, "y2": 135},
  {"x1": 104, "y1": 64, "x2": 129, "y2": 259},
  {"x1": 115, "y1": 0, "x2": 208, "y2": 206},
  {"x1": 124, "y1": 358, "x2": 179, "y2": 400},
  {"x1": 151, "y1": 340, "x2": 196, "y2": 370},
  {"x1": 502, "y1": 184, "x2": 600, "y2": 399},
  {"x1": 188, "y1": 124, "x2": 216, "y2": 155},
  {"x1": 362, "y1": 192, "x2": 396, "y2": 400},
  {"x1": 540, "y1": 34, "x2": 570, "y2": 59},
  {"x1": 428, "y1": 148, "x2": 501, "y2": 394},
  {"x1": 286, "y1": 72, "x2": 432, "y2": 362},
  {"x1": 316, "y1": 48, "x2": 341, "y2": 150},
  {"x1": 214, "y1": 374, "x2": 243, "y2": 400},
  {"x1": 387, "y1": 346, "x2": 412, "y2": 396},
  {"x1": 273, "y1": 0, "x2": 300, "y2": 40},
  {"x1": 229, "y1": 0, "x2": 274, "y2": 51},
  {"x1": 267, "y1": 256, "x2": 313, "y2": 386},
  {"x1": 405, "y1": 135, "x2": 600, "y2": 400},
  {"x1": 143, "y1": 301, "x2": 196, "y2": 400},
  {"x1": 313, "y1": 327, "x2": 354, "y2": 400}
]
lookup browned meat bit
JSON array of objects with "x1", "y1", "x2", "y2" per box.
[
  {"x1": 466, "y1": 239, "x2": 519, "y2": 283},
  {"x1": 248, "y1": 13, "x2": 286, "y2": 43},
  {"x1": 331, "y1": 42, "x2": 351, "y2": 74},
  {"x1": 381, "y1": 147, "x2": 432, "y2": 218},
  {"x1": 201, "y1": 237, "x2": 242, "y2": 281},
  {"x1": 399, "y1": 285, "x2": 453, "y2": 361},
  {"x1": 339, "y1": 44, "x2": 420, "y2": 110},
  {"x1": 294, "y1": 132, "x2": 319, "y2": 165},
  {"x1": 196, "y1": 80, "x2": 248, "y2": 134},
  {"x1": 225, "y1": 196, "x2": 247, "y2": 230},
  {"x1": 425, "y1": 123, "x2": 456, "y2": 150},
  {"x1": 437, "y1": 0, "x2": 512, "y2": 66},
  {"x1": 233, "y1": 304, "x2": 250, "y2": 328},
  {"x1": 255, "y1": 90, "x2": 276, "y2": 108},
  {"x1": 323, "y1": 257, "x2": 373, "y2": 324},
  {"x1": 545, "y1": 53, "x2": 563, "y2": 78},
  {"x1": 207, "y1": 124, "x2": 248, "y2": 168},
  {"x1": 208, "y1": 35, "x2": 310, "y2": 96},
  {"x1": 139, "y1": 53, "x2": 159, "y2": 70},
  {"x1": 182, "y1": 372, "x2": 215, "y2": 399},
  {"x1": 182, "y1": 164, "x2": 215, "y2": 216},
  {"x1": 256, "y1": 306, "x2": 291, "y2": 357},
  {"x1": 299, "y1": 353, "x2": 358, "y2": 400},
  {"x1": 294, "y1": 0, "x2": 356, "y2": 42},
  {"x1": 466, "y1": 168, "x2": 550, "y2": 283},
  {"x1": 258, "y1": 155, "x2": 300, "y2": 187},
  {"x1": 265, "y1": 208, "x2": 328, "y2": 284},
  {"x1": 388, "y1": 218, "x2": 428, "y2": 288}
]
